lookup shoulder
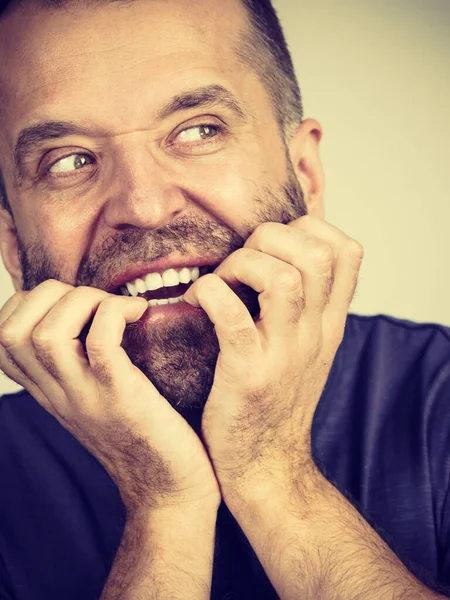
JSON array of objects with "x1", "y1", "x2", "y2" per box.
[
  {"x1": 340, "y1": 313, "x2": 450, "y2": 385},
  {"x1": 333, "y1": 313, "x2": 450, "y2": 489},
  {"x1": 344, "y1": 312, "x2": 450, "y2": 352},
  {"x1": 316, "y1": 312, "x2": 450, "y2": 478}
]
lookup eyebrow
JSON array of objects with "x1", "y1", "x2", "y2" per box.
[{"x1": 13, "y1": 84, "x2": 248, "y2": 180}]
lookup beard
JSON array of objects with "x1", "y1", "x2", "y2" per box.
[{"x1": 16, "y1": 164, "x2": 307, "y2": 419}]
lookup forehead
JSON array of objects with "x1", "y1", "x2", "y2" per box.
[{"x1": 0, "y1": 0, "x2": 253, "y2": 153}]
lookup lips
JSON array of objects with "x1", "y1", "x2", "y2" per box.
[
  {"x1": 123, "y1": 266, "x2": 216, "y2": 302},
  {"x1": 106, "y1": 257, "x2": 219, "y2": 294}
]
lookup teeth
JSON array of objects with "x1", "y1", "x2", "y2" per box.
[
  {"x1": 135, "y1": 278, "x2": 147, "y2": 294},
  {"x1": 127, "y1": 282, "x2": 139, "y2": 297},
  {"x1": 122, "y1": 266, "x2": 203, "y2": 296},
  {"x1": 148, "y1": 296, "x2": 184, "y2": 307},
  {"x1": 144, "y1": 272, "x2": 163, "y2": 291},
  {"x1": 162, "y1": 269, "x2": 180, "y2": 287},
  {"x1": 179, "y1": 267, "x2": 191, "y2": 284},
  {"x1": 156, "y1": 299, "x2": 169, "y2": 306}
]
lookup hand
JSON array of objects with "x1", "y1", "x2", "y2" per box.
[
  {"x1": 0, "y1": 282, "x2": 221, "y2": 513},
  {"x1": 183, "y1": 215, "x2": 363, "y2": 501}
]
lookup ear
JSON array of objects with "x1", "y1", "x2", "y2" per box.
[
  {"x1": 287, "y1": 118, "x2": 325, "y2": 219},
  {"x1": 0, "y1": 208, "x2": 23, "y2": 291}
]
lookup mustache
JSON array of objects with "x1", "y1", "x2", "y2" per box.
[
  {"x1": 76, "y1": 216, "x2": 261, "y2": 350},
  {"x1": 76, "y1": 216, "x2": 246, "y2": 290},
  {"x1": 76, "y1": 177, "x2": 305, "y2": 292}
]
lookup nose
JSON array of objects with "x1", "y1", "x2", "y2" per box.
[{"x1": 101, "y1": 146, "x2": 188, "y2": 231}]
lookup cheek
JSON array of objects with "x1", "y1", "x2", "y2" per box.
[
  {"x1": 192, "y1": 168, "x2": 257, "y2": 234},
  {"x1": 176, "y1": 152, "x2": 281, "y2": 238},
  {"x1": 35, "y1": 205, "x2": 93, "y2": 275}
]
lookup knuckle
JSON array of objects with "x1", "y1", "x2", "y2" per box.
[
  {"x1": 40, "y1": 279, "x2": 74, "y2": 292},
  {"x1": 85, "y1": 332, "x2": 107, "y2": 355},
  {"x1": 249, "y1": 222, "x2": 278, "y2": 246},
  {"x1": 97, "y1": 294, "x2": 120, "y2": 308},
  {"x1": 346, "y1": 239, "x2": 365, "y2": 260},
  {"x1": 274, "y1": 267, "x2": 302, "y2": 292},
  {"x1": 0, "y1": 324, "x2": 18, "y2": 348},
  {"x1": 304, "y1": 237, "x2": 333, "y2": 265},
  {"x1": 92, "y1": 293, "x2": 123, "y2": 315},
  {"x1": 256, "y1": 221, "x2": 278, "y2": 235},
  {"x1": 222, "y1": 300, "x2": 249, "y2": 325},
  {"x1": 233, "y1": 247, "x2": 253, "y2": 263},
  {"x1": 295, "y1": 214, "x2": 314, "y2": 228},
  {"x1": 78, "y1": 285, "x2": 106, "y2": 296},
  {"x1": 31, "y1": 326, "x2": 54, "y2": 349},
  {"x1": 76, "y1": 286, "x2": 108, "y2": 303}
]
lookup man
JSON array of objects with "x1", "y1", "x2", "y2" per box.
[{"x1": 0, "y1": 0, "x2": 449, "y2": 598}]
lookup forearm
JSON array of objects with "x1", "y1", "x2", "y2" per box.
[
  {"x1": 100, "y1": 504, "x2": 218, "y2": 600},
  {"x1": 226, "y1": 463, "x2": 447, "y2": 600}
]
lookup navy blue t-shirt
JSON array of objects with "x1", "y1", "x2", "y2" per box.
[{"x1": 1, "y1": 313, "x2": 450, "y2": 599}]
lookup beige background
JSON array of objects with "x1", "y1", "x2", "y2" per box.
[{"x1": 1, "y1": 0, "x2": 449, "y2": 395}]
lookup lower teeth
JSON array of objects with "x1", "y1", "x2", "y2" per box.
[{"x1": 148, "y1": 296, "x2": 185, "y2": 307}]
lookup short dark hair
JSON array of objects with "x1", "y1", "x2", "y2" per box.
[{"x1": 0, "y1": 0, "x2": 303, "y2": 218}]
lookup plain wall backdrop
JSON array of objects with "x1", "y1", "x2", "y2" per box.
[{"x1": 0, "y1": 0, "x2": 449, "y2": 395}]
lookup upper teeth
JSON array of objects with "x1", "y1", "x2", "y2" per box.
[{"x1": 120, "y1": 266, "x2": 200, "y2": 297}]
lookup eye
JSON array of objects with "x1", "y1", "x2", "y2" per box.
[
  {"x1": 48, "y1": 153, "x2": 94, "y2": 174},
  {"x1": 174, "y1": 124, "x2": 221, "y2": 144}
]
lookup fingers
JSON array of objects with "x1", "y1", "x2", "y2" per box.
[
  {"x1": 210, "y1": 248, "x2": 304, "y2": 343},
  {"x1": 82, "y1": 293, "x2": 149, "y2": 393},
  {"x1": 244, "y1": 221, "x2": 334, "y2": 331},
  {"x1": 33, "y1": 287, "x2": 148, "y2": 397},
  {"x1": 0, "y1": 292, "x2": 28, "y2": 386},
  {"x1": 185, "y1": 217, "x2": 363, "y2": 354},
  {"x1": 0, "y1": 280, "x2": 149, "y2": 418},
  {"x1": 246, "y1": 218, "x2": 363, "y2": 328},
  {"x1": 0, "y1": 282, "x2": 74, "y2": 415},
  {"x1": 183, "y1": 273, "x2": 261, "y2": 360},
  {"x1": 288, "y1": 217, "x2": 364, "y2": 332}
]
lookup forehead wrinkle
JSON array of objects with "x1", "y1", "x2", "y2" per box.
[
  {"x1": 11, "y1": 81, "x2": 251, "y2": 182},
  {"x1": 12, "y1": 48, "x2": 233, "y2": 120},
  {"x1": 15, "y1": 51, "x2": 201, "y2": 101}
]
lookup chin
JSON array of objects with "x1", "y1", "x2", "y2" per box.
[
  {"x1": 120, "y1": 284, "x2": 260, "y2": 411},
  {"x1": 121, "y1": 309, "x2": 220, "y2": 411}
]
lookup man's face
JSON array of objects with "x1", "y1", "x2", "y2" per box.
[{"x1": 0, "y1": 0, "x2": 308, "y2": 411}]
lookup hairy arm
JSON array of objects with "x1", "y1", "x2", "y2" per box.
[
  {"x1": 226, "y1": 462, "x2": 449, "y2": 600},
  {"x1": 100, "y1": 504, "x2": 218, "y2": 600}
]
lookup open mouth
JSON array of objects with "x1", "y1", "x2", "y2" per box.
[{"x1": 111, "y1": 264, "x2": 218, "y2": 305}]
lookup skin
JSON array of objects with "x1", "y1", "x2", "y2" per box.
[{"x1": 0, "y1": 0, "x2": 318, "y2": 413}]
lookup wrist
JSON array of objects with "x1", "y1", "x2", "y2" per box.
[
  {"x1": 222, "y1": 456, "x2": 322, "y2": 522},
  {"x1": 216, "y1": 419, "x2": 315, "y2": 502},
  {"x1": 127, "y1": 498, "x2": 220, "y2": 524}
]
